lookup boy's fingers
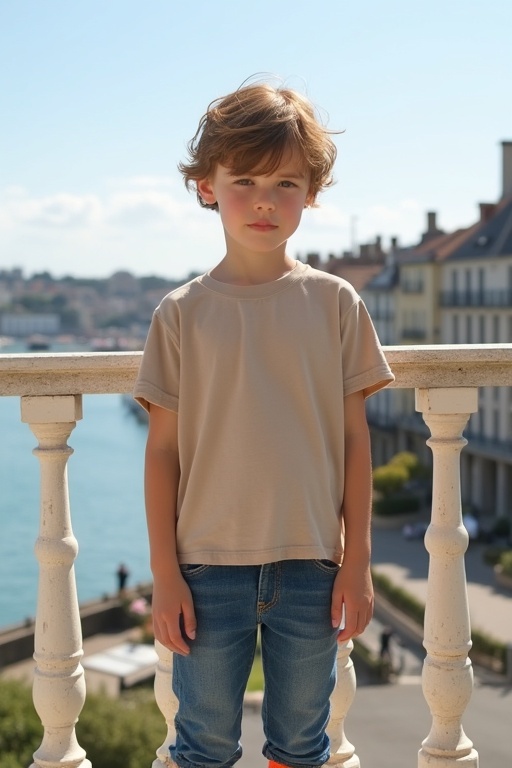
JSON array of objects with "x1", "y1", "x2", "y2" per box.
[
  {"x1": 154, "y1": 614, "x2": 191, "y2": 655},
  {"x1": 182, "y1": 603, "x2": 197, "y2": 640},
  {"x1": 331, "y1": 591, "x2": 345, "y2": 629},
  {"x1": 331, "y1": 604, "x2": 343, "y2": 629},
  {"x1": 337, "y1": 608, "x2": 372, "y2": 641},
  {"x1": 337, "y1": 612, "x2": 356, "y2": 641},
  {"x1": 167, "y1": 625, "x2": 190, "y2": 655}
]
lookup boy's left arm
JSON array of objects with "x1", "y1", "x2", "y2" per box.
[{"x1": 332, "y1": 389, "x2": 374, "y2": 641}]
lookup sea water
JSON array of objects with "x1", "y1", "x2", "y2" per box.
[{"x1": 0, "y1": 391, "x2": 152, "y2": 628}]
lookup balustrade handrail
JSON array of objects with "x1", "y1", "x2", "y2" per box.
[
  {"x1": 1, "y1": 344, "x2": 512, "y2": 397},
  {"x1": 2, "y1": 343, "x2": 512, "y2": 768}
]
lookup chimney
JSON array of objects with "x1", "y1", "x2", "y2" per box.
[
  {"x1": 420, "y1": 210, "x2": 444, "y2": 243},
  {"x1": 427, "y1": 211, "x2": 438, "y2": 233},
  {"x1": 502, "y1": 140, "x2": 512, "y2": 198},
  {"x1": 386, "y1": 238, "x2": 398, "y2": 267},
  {"x1": 479, "y1": 202, "x2": 497, "y2": 223}
]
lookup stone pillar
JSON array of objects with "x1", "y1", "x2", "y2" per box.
[
  {"x1": 21, "y1": 395, "x2": 91, "y2": 768},
  {"x1": 327, "y1": 640, "x2": 359, "y2": 766},
  {"x1": 415, "y1": 388, "x2": 479, "y2": 768},
  {"x1": 152, "y1": 641, "x2": 178, "y2": 767}
]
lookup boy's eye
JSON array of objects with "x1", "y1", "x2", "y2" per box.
[
  {"x1": 234, "y1": 178, "x2": 253, "y2": 186},
  {"x1": 279, "y1": 180, "x2": 297, "y2": 188}
]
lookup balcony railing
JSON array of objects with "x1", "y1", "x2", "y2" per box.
[
  {"x1": 2, "y1": 344, "x2": 512, "y2": 768},
  {"x1": 440, "y1": 289, "x2": 512, "y2": 308},
  {"x1": 401, "y1": 328, "x2": 427, "y2": 341}
]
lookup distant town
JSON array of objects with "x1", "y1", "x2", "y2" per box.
[
  {"x1": 0, "y1": 267, "x2": 198, "y2": 351},
  {"x1": 0, "y1": 245, "x2": 389, "y2": 352}
]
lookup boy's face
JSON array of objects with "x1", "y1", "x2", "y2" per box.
[{"x1": 197, "y1": 153, "x2": 313, "y2": 259}]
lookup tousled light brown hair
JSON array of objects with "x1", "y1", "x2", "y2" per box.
[{"x1": 178, "y1": 82, "x2": 338, "y2": 211}]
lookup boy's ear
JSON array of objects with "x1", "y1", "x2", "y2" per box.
[{"x1": 197, "y1": 178, "x2": 216, "y2": 205}]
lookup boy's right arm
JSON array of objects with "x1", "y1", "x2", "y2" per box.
[{"x1": 145, "y1": 403, "x2": 196, "y2": 655}]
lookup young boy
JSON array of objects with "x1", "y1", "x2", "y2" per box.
[{"x1": 134, "y1": 81, "x2": 394, "y2": 768}]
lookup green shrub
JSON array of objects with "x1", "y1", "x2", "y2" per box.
[
  {"x1": 0, "y1": 679, "x2": 165, "y2": 768},
  {"x1": 389, "y1": 451, "x2": 422, "y2": 479},
  {"x1": 499, "y1": 550, "x2": 512, "y2": 577},
  {"x1": 373, "y1": 463, "x2": 409, "y2": 496},
  {"x1": 0, "y1": 680, "x2": 41, "y2": 768},
  {"x1": 482, "y1": 546, "x2": 508, "y2": 567},
  {"x1": 471, "y1": 629, "x2": 507, "y2": 669},
  {"x1": 77, "y1": 692, "x2": 164, "y2": 768},
  {"x1": 371, "y1": 571, "x2": 425, "y2": 625},
  {"x1": 352, "y1": 638, "x2": 391, "y2": 682},
  {"x1": 373, "y1": 494, "x2": 421, "y2": 517}
]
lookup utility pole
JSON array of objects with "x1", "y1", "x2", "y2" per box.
[{"x1": 350, "y1": 215, "x2": 358, "y2": 256}]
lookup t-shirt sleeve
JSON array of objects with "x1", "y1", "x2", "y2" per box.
[
  {"x1": 132, "y1": 311, "x2": 180, "y2": 413},
  {"x1": 341, "y1": 298, "x2": 395, "y2": 399}
]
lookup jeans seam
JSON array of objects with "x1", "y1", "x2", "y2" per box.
[{"x1": 257, "y1": 562, "x2": 281, "y2": 620}]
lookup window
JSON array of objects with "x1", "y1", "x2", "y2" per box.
[
  {"x1": 493, "y1": 409, "x2": 500, "y2": 440},
  {"x1": 452, "y1": 314, "x2": 459, "y2": 344},
  {"x1": 466, "y1": 315, "x2": 472, "y2": 343},
  {"x1": 479, "y1": 315, "x2": 486, "y2": 343},
  {"x1": 493, "y1": 315, "x2": 500, "y2": 343},
  {"x1": 465, "y1": 269, "x2": 471, "y2": 295}
]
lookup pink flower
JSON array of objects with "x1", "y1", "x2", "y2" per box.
[{"x1": 129, "y1": 597, "x2": 149, "y2": 616}]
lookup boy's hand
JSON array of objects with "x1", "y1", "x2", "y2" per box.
[
  {"x1": 331, "y1": 564, "x2": 374, "y2": 642},
  {"x1": 151, "y1": 573, "x2": 197, "y2": 655}
]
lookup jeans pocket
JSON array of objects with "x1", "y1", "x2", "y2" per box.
[
  {"x1": 179, "y1": 564, "x2": 210, "y2": 576},
  {"x1": 312, "y1": 559, "x2": 341, "y2": 574}
]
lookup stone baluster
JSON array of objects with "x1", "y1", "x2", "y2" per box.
[
  {"x1": 415, "y1": 388, "x2": 479, "y2": 768},
  {"x1": 327, "y1": 640, "x2": 359, "y2": 767},
  {"x1": 152, "y1": 641, "x2": 178, "y2": 767},
  {"x1": 21, "y1": 395, "x2": 91, "y2": 768}
]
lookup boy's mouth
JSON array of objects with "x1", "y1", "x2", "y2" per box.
[{"x1": 248, "y1": 221, "x2": 278, "y2": 232}]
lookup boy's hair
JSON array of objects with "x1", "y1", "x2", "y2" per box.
[{"x1": 178, "y1": 82, "x2": 338, "y2": 210}]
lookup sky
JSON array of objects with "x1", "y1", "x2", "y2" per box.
[{"x1": 1, "y1": 0, "x2": 511, "y2": 281}]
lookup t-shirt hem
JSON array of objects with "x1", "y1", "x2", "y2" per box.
[
  {"x1": 177, "y1": 546, "x2": 343, "y2": 566},
  {"x1": 344, "y1": 363, "x2": 395, "y2": 399},
  {"x1": 133, "y1": 382, "x2": 179, "y2": 413}
]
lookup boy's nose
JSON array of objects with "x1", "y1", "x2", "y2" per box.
[{"x1": 254, "y1": 192, "x2": 276, "y2": 211}]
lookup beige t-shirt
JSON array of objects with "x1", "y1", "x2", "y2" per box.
[{"x1": 134, "y1": 261, "x2": 394, "y2": 565}]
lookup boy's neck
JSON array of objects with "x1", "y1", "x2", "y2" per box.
[{"x1": 210, "y1": 252, "x2": 297, "y2": 286}]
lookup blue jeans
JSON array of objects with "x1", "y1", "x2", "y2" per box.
[{"x1": 171, "y1": 560, "x2": 339, "y2": 768}]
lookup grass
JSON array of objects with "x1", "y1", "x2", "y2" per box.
[{"x1": 246, "y1": 651, "x2": 264, "y2": 692}]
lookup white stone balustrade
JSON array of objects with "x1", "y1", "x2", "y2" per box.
[
  {"x1": 21, "y1": 395, "x2": 90, "y2": 768},
  {"x1": 416, "y1": 388, "x2": 478, "y2": 768},
  {"x1": 152, "y1": 640, "x2": 176, "y2": 768},
  {"x1": 1, "y1": 345, "x2": 512, "y2": 768},
  {"x1": 326, "y1": 640, "x2": 359, "y2": 767}
]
